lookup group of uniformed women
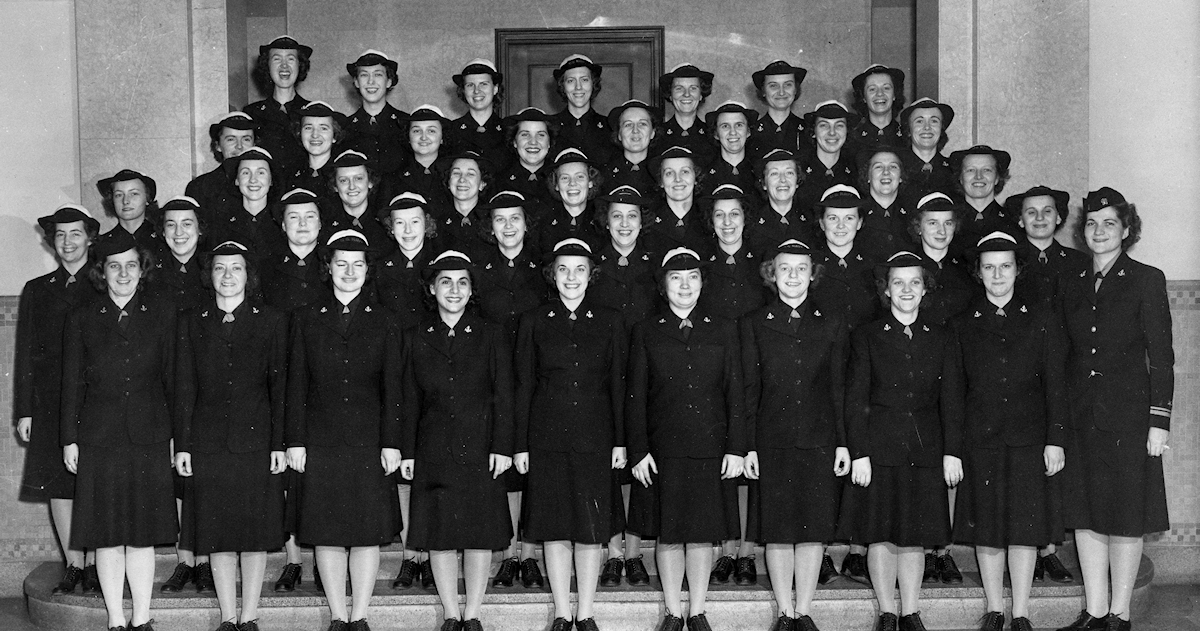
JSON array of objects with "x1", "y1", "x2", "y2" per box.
[{"x1": 15, "y1": 35, "x2": 1173, "y2": 631}]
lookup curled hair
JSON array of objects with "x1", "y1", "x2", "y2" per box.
[
  {"x1": 902, "y1": 110, "x2": 950, "y2": 151},
  {"x1": 293, "y1": 115, "x2": 347, "y2": 145},
  {"x1": 705, "y1": 111, "x2": 752, "y2": 144},
  {"x1": 88, "y1": 245, "x2": 157, "y2": 292},
  {"x1": 422, "y1": 267, "x2": 480, "y2": 312},
  {"x1": 477, "y1": 203, "x2": 536, "y2": 246},
  {"x1": 969, "y1": 250, "x2": 1025, "y2": 285},
  {"x1": 755, "y1": 74, "x2": 800, "y2": 105},
  {"x1": 547, "y1": 164, "x2": 604, "y2": 203},
  {"x1": 353, "y1": 64, "x2": 399, "y2": 92},
  {"x1": 327, "y1": 162, "x2": 381, "y2": 198},
  {"x1": 610, "y1": 111, "x2": 663, "y2": 150},
  {"x1": 455, "y1": 79, "x2": 505, "y2": 106},
  {"x1": 874, "y1": 265, "x2": 937, "y2": 308},
  {"x1": 660, "y1": 75, "x2": 714, "y2": 107},
  {"x1": 755, "y1": 156, "x2": 805, "y2": 194},
  {"x1": 1074, "y1": 201, "x2": 1142, "y2": 252},
  {"x1": 319, "y1": 247, "x2": 374, "y2": 288},
  {"x1": 952, "y1": 156, "x2": 1010, "y2": 197},
  {"x1": 155, "y1": 207, "x2": 208, "y2": 243},
  {"x1": 100, "y1": 184, "x2": 160, "y2": 222},
  {"x1": 758, "y1": 257, "x2": 824, "y2": 292},
  {"x1": 851, "y1": 71, "x2": 907, "y2": 119},
  {"x1": 380, "y1": 206, "x2": 439, "y2": 242},
  {"x1": 209, "y1": 128, "x2": 256, "y2": 162},
  {"x1": 199, "y1": 251, "x2": 261, "y2": 297},
  {"x1": 555, "y1": 68, "x2": 602, "y2": 103},
  {"x1": 592, "y1": 198, "x2": 644, "y2": 233},
  {"x1": 655, "y1": 155, "x2": 704, "y2": 193},
  {"x1": 702, "y1": 196, "x2": 759, "y2": 238},
  {"x1": 42, "y1": 219, "x2": 100, "y2": 252},
  {"x1": 857, "y1": 149, "x2": 904, "y2": 192},
  {"x1": 442, "y1": 157, "x2": 493, "y2": 196},
  {"x1": 505, "y1": 119, "x2": 557, "y2": 151},
  {"x1": 655, "y1": 265, "x2": 708, "y2": 297},
  {"x1": 908, "y1": 207, "x2": 959, "y2": 244},
  {"x1": 252, "y1": 48, "x2": 311, "y2": 95},
  {"x1": 541, "y1": 256, "x2": 600, "y2": 287}
]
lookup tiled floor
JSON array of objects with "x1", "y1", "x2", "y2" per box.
[{"x1": 2, "y1": 585, "x2": 1198, "y2": 630}]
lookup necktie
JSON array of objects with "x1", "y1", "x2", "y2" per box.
[
  {"x1": 118, "y1": 309, "x2": 130, "y2": 332},
  {"x1": 1039, "y1": 250, "x2": 1048, "y2": 264},
  {"x1": 995, "y1": 307, "x2": 1006, "y2": 317},
  {"x1": 679, "y1": 317, "x2": 692, "y2": 341},
  {"x1": 221, "y1": 311, "x2": 235, "y2": 336},
  {"x1": 922, "y1": 163, "x2": 932, "y2": 174},
  {"x1": 838, "y1": 258, "x2": 848, "y2": 269},
  {"x1": 788, "y1": 308, "x2": 802, "y2": 332},
  {"x1": 1094, "y1": 270, "x2": 1104, "y2": 292},
  {"x1": 903, "y1": 325, "x2": 913, "y2": 339},
  {"x1": 618, "y1": 255, "x2": 629, "y2": 267},
  {"x1": 726, "y1": 255, "x2": 736, "y2": 265},
  {"x1": 66, "y1": 275, "x2": 76, "y2": 285},
  {"x1": 675, "y1": 218, "x2": 685, "y2": 228},
  {"x1": 222, "y1": 312, "x2": 235, "y2": 323}
]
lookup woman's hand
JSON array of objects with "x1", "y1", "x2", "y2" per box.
[
  {"x1": 514, "y1": 452, "x2": 529, "y2": 474},
  {"x1": 611, "y1": 447, "x2": 627, "y2": 470},
  {"x1": 489, "y1": 453, "x2": 512, "y2": 478},
  {"x1": 63, "y1": 443, "x2": 79, "y2": 474},
  {"x1": 1147, "y1": 427, "x2": 1170, "y2": 458},
  {"x1": 270, "y1": 451, "x2": 287, "y2": 474},
  {"x1": 721, "y1": 454, "x2": 745, "y2": 479},
  {"x1": 400, "y1": 459, "x2": 415, "y2": 480},
  {"x1": 833, "y1": 447, "x2": 851, "y2": 477},
  {"x1": 286, "y1": 446, "x2": 307, "y2": 473},
  {"x1": 174, "y1": 452, "x2": 192, "y2": 477},
  {"x1": 943, "y1": 455, "x2": 964, "y2": 487},
  {"x1": 850, "y1": 456, "x2": 871, "y2": 487},
  {"x1": 1044, "y1": 445, "x2": 1065, "y2": 476},
  {"x1": 632, "y1": 454, "x2": 656, "y2": 488},
  {"x1": 16, "y1": 417, "x2": 31, "y2": 442},
  {"x1": 743, "y1": 451, "x2": 760, "y2": 480},
  {"x1": 381, "y1": 448, "x2": 401, "y2": 475}
]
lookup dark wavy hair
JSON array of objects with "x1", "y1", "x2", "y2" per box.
[
  {"x1": 455, "y1": 79, "x2": 505, "y2": 106},
  {"x1": 851, "y1": 71, "x2": 907, "y2": 119},
  {"x1": 592, "y1": 198, "x2": 645, "y2": 233},
  {"x1": 209, "y1": 127, "x2": 256, "y2": 162},
  {"x1": 328, "y1": 162, "x2": 381, "y2": 198},
  {"x1": 952, "y1": 155, "x2": 1010, "y2": 198},
  {"x1": 200, "y1": 251, "x2": 261, "y2": 296},
  {"x1": 908, "y1": 206, "x2": 960, "y2": 244},
  {"x1": 610, "y1": 110, "x2": 663, "y2": 150},
  {"x1": 352, "y1": 64, "x2": 398, "y2": 92},
  {"x1": 858, "y1": 149, "x2": 904, "y2": 192},
  {"x1": 655, "y1": 265, "x2": 708, "y2": 297},
  {"x1": 319, "y1": 248, "x2": 374, "y2": 288},
  {"x1": 874, "y1": 265, "x2": 937, "y2": 308},
  {"x1": 655, "y1": 154, "x2": 704, "y2": 193},
  {"x1": 293, "y1": 115, "x2": 347, "y2": 145},
  {"x1": 969, "y1": 249, "x2": 1025, "y2": 285},
  {"x1": 155, "y1": 207, "x2": 208, "y2": 244},
  {"x1": 705, "y1": 111, "x2": 752, "y2": 145},
  {"x1": 902, "y1": 109, "x2": 950, "y2": 151},
  {"x1": 702, "y1": 196, "x2": 759, "y2": 238},
  {"x1": 422, "y1": 267, "x2": 480, "y2": 312},
  {"x1": 547, "y1": 164, "x2": 604, "y2": 203},
  {"x1": 477, "y1": 203, "x2": 536, "y2": 246},
  {"x1": 1075, "y1": 200, "x2": 1142, "y2": 252},
  {"x1": 100, "y1": 184, "x2": 160, "y2": 223},
  {"x1": 42, "y1": 219, "x2": 100, "y2": 252},
  {"x1": 88, "y1": 245, "x2": 157, "y2": 292},
  {"x1": 555, "y1": 67, "x2": 602, "y2": 103},
  {"x1": 505, "y1": 119, "x2": 557, "y2": 151},
  {"x1": 660, "y1": 75, "x2": 714, "y2": 107},
  {"x1": 756, "y1": 155, "x2": 805, "y2": 194},
  {"x1": 252, "y1": 48, "x2": 311, "y2": 95},
  {"x1": 541, "y1": 255, "x2": 600, "y2": 287}
]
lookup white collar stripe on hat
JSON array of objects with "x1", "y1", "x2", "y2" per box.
[
  {"x1": 977, "y1": 231, "x2": 1018, "y2": 247},
  {"x1": 662, "y1": 247, "x2": 701, "y2": 268},
  {"x1": 327, "y1": 229, "x2": 369, "y2": 246},
  {"x1": 431, "y1": 250, "x2": 472, "y2": 265}
]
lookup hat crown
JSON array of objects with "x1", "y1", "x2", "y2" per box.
[{"x1": 326, "y1": 229, "x2": 369, "y2": 247}]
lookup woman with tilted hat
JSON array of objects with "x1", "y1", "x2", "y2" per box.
[
  {"x1": 743, "y1": 239, "x2": 851, "y2": 631},
  {"x1": 401, "y1": 250, "x2": 515, "y2": 631},
  {"x1": 848, "y1": 65, "x2": 906, "y2": 154},
  {"x1": 447, "y1": 59, "x2": 510, "y2": 172},
  {"x1": 173, "y1": 240, "x2": 288, "y2": 631},
  {"x1": 344, "y1": 50, "x2": 409, "y2": 180},
  {"x1": 947, "y1": 232, "x2": 1069, "y2": 631},
  {"x1": 836, "y1": 250, "x2": 965, "y2": 631},
  {"x1": 627, "y1": 247, "x2": 746, "y2": 631},
  {"x1": 549, "y1": 54, "x2": 614, "y2": 165},
  {"x1": 98, "y1": 168, "x2": 163, "y2": 257},
  {"x1": 61, "y1": 229, "x2": 179, "y2": 631},
  {"x1": 244, "y1": 35, "x2": 313, "y2": 177},
  {"x1": 514, "y1": 238, "x2": 628, "y2": 631},
  {"x1": 285, "y1": 230, "x2": 402, "y2": 631},
  {"x1": 16, "y1": 205, "x2": 102, "y2": 596},
  {"x1": 1054, "y1": 188, "x2": 1173, "y2": 631},
  {"x1": 655, "y1": 63, "x2": 717, "y2": 167}
]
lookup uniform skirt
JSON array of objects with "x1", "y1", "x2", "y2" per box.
[
  {"x1": 1062, "y1": 427, "x2": 1169, "y2": 537},
  {"x1": 836, "y1": 463, "x2": 950, "y2": 548},
  {"x1": 71, "y1": 440, "x2": 177, "y2": 549},
  {"x1": 952, "y1": 445, "x2": 1061, "y2": 547},
  {"x1": 407, "y1": 455, "x2": 512, "y2": 551},
  {"x1": 748, "y1": 446, "x2": 840, "y2": 544},
  {"x1": 297, "y1": 445, "x2": 400, "y2": 547},
  {"x1": 626, "y1": 456, "x2": 739, "y2": 544},
  {"x1": 19, "y1": 415, "x2": 75, "y2": 501},
  {"x1": 523, "y1": 448, "x2": 624, "y2": 544},
  {"x1": 189, "y1": 449, "x2": 286, "y2": 554}
]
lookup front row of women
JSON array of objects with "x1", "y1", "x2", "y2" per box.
[{"x1": 59, "y1": 184, "x2": 1172, "y2": 631}]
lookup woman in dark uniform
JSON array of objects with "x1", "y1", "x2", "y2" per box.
[
  {"x1": 323, "y1": 150, "x2": 394, "y2": 257},
  {"x1": 1008, "y1": 185, "x2": 1090, "y2": 310},
  {"x1": 848, "y1": 65, "x2": 905, "y2": 154},
  {"x1": 701, "y1": 182, "x2": 769, "y2": 320},
  {"x1": 98, "y1": 169, "x2": 163, "y2": 257},
  {"x1": 244, "y1": 36, "x2": 312, "y2": 177},
  {"x1": 538, "y1": 149, "x2": 603, "y2": 252},
  {"x1": 475, "y1": 190, "x2": 547, "y2": 589},
  {"x1": 213, "y1": 147, "x2": 287, "y2": 258},
  {"x1": 497, "y1": 107, "x2": 556, "y2": 218},
  {"x1": 61, "y1": 230, "x2": 178, "y2": 631},
  {"x1": 287, "y1": 101, "x2": 346, "y2": 210},
  {"x1": 397, "y1": 105, "x2": 452, "y2": 205},
  {"x1": 549, "y1": 55, "x2": 613, "y2": 166},
  {"x1": 949, "y1": 232, "x2": 1068, "y2": 631},
  {"x1": 798, "y1": 101, "x2": 859, "y2": 210},
  {"x1": 514, "y1": 238, "x2": 628, "y2": 631},
  {"x1": 751, "y1": 149, "x2": 818, "y2": 250},
  {"x1": 343, "y1": 50, "x2": 408, "y2": 183},
  {"x1": 748, "y1": 60, "x2": 809, "y2": 161},
  {"x1": 949, "y1": 145, "x2": 1018, "y2": 250},
  {"x1": 605, "y1": 99, "x2": 659, "y2": 194},
  {"x1": 436, "y1": 151, "x2": 491, "y2": 257},
  {"x1": 642, "y1": 146, "x2": 709, "y2": 256},
  {"x1": 857, "y1": 149, "x2": 913, "y2": 255},
  {"x1": 447, "y1": 59, "x2": 509, "y2": 172},
  {"x1": 285, "y1": 230, "x2": 402, "y2": 631},
  {"x1": 743, "y1": 239, "x2": 850, "y2": 631},
  {"x1": 898, "y1": 99, "x2": 955, "y2": 197},
  {"x1": 173, "y1": 240, "x2": 288, "y2": 631},
  {"x1": 700, "y1": 101, "x2": 758, "y2": 198},
  {"x1": 838, "y1": 250, "x2": 964, "y2": 631},
  {"x1": 400, "y1": 251, "x2": 515, "y2": 631},
  {"x1": 627, "y1": 247, "x2": 746, "y2": 631},
  {"x1": 186, "y1": 112, "x2": 258, "y2": 221},
  {"x1": 375, "y1": 193, "x2": 439, "y2": 330},
  {"x1": 16, "y1": 205, "x2": 101, "y2": 595},
  {"x1": 1055, "y1": 188, "x2": 1173, "y2": 631},
  {"x1": 912, "y1": 192, "x2": 975, "y2": 327},
  {"x1": 655, "y1": 63, "x2": 716, "y2": 167}
]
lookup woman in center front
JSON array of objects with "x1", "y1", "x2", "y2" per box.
[
  {"x1": 515, "y1": 238, "x2": 628, "y2": 631},
  {"x1": 627, "y1": 247, "x2": 746, "y2": 631}
]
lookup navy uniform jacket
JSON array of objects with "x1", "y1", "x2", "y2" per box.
[
  {"x1": 392, "y1": 155, "x2": 452, "y2": 209},
  {"x1": 859, "y1": 193, "x2": 916, "y2": 255},
  {"x1": 949, "y1": 292, "x2": 1068, "y2": 449},
  {"x1": 14, "y1": 268, "x2": 100, "y2": 432},
  {"x1": 954, "y1": 200, "x2": 1021, "y2": 258},
  {"x1": 447, "y1": 112, "x2": 511, "y2": 174},
  {"x1": 810, "y1": 243, "x2": 884, "y2": 332},
  {"x1": 590, "y1": 242, "x2": 659, "y2": 328},
  {"x1": 286, "y1": 161, "x2": 339, "y2": 211},
  {"x1": 105, "y1": 222, "x2": 166, "y2": 263},
  {"x1": 797, "y1": 151, "x2": 858, "y2": 210},
  {"x1": 625, "y1": 307, "x2": 746, "y2": 464},
  {"x1": 537, "y1": 204, "x2": 603, "y2": 254},
  {"x1": 184, "y1": 165, "x2": 238, "y2": 225},
  {"x1": 514, "y1": 298, "x2": 627, "y2": 454},
  {"x1": 741, "y1": 298, "x2": 848, "y2": 451},
  {"x1": 494, "y1": 162, "x2": 555, "y2": 222},
  {"x1": 174, "y1": 300, "x2": 287, "y2": 454},
  {"x1": 1017, "y1": 239, "x2": 1089, "y2": 307},
  {"x1": 698, "y1": 156, "x2": 757, "y2": 199},
  {"x1": 550, "y1": 108, "x2": 615, "y2": 166},
  {"x1": 749, "y1": 112, "x2": 811, "y2": 162},
  {"x1": 1059, "y1": 252, "x2": 1174, "y2": 434},
  {"x1": 61, "y1": 292, "x2": 176, "y2": 447},
  {"x1": 748, "y1": 202, "x2": 820, "y2": 253},
  {"x1": 642, "y1": 203, "x2": 713, "y2": 258},
  {"x1": 920, "y1": 253, "x2": 977, "y2": 325},
  {"x1": 650, "y1": 116, "x2": 716, "y2": 168},
  {"x1": 845, "y1": 313, "x2": 964, "y2": 467},
  {"x1": 318, "y1": 198, "x2": 395, "y2": 259},
  {"x1": 699, "y1": 245, "x2": 770, "y2": 321},
  {"x1": 345, "y1": 103, "x2": 410, "y2": 178},
  {"x1": 899, "y1": 148, "x2": 953, "y2": 197},
  {"x1": 261, "y1": 248, "x2": 325, "y2": 314},
  {"x1": 284, "y1": 295, "x2": 403, "y2": 449},
  {"x1": 210, "y1": 204, "x2": 287, "y2": 260},
  {"x1": 148, "y1": 255, "x2": 209, "y2": 313},
  {"x1": 244, "y1": 95, "x2": 310, "y2": 177},
  {"x1": 847, "y1": 119, "x2": 904, "y2": 156},
  {"x1": 604, "y1": 156, "x2": 657, "y2": 195},
  {"x1": 401, "y1": 313, "x2": 515, "y2": 465},
  {"x1": 375, "y1": 246, "x2": 437, "y2": 331},
  {"x1": 474, "y1": 246, "x2": 546, "y2": 343}
]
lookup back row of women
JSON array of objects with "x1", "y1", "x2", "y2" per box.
[{"x1": 16, "y1": 34, "x2": 1173, "y2": 631}]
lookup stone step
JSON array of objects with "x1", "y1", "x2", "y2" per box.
[{"x1": 23, "y1": 553, "x2": 1154, "y2": 631}]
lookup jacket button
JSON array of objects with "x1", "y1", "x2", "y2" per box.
[{"x1": 1091, "y1": 326, "x2": 1097, "y2": 332}]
